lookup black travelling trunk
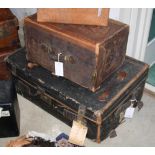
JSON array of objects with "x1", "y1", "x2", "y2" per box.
[
  {"x1": 6, "y1": 48, "x2": 149, "y2": 143},
  {"x1": 0, "y1": 76, "x2": 20, "y2": 138}
]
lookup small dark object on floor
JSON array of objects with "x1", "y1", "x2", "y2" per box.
[
  {"x1": 56, "y1": 133, "x2": 69, "y2": 141},
  {"x1": 24, "y1": 14, "x2": 129, "y2": 92},
  {"x1": 55, "y1": 133, "x2": 80, "y2": 147},
  {"x1": 6, "y1": 133, "x2": 81, "y2": 147},
  {"x1": 0, "y1": 8, "x2": 20, "y2": 52},
  {"x1": 56, "y1": 138, "x2": 74, "y2": 147},
  {"x1": 23, "y1": 137, "x2": 56, "y2": 147},
  {"x1": 109, "y1": 129, "x2": 117, "y2": 138}
]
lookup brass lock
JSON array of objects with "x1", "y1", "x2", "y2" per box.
[{"x1": 64, "y1": 55, "x2": 75, "y2": 64}]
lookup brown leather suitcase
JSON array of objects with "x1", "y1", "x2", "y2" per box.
[
  {"x1": 0, "y1": 8, "x2": 20, "y2": 52},
  {"x1": 37, "y1": 8, "x2": 110, "y2": 26},
  {"x1": 24, "y1": 14, "x2": 129, "y2": 92}
]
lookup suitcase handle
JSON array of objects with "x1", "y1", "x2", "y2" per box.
[
  {"x1": 16, "y1": 77, "x2": 78, "y2": 121},
  {"x1": 40, "y1": 42, "x2": 75, "y2": 64},
  {"x1": 39, "y1": 92, "x2": 77, "y2": 121}
]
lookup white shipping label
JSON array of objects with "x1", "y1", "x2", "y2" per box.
[
  {"x1": 125, "y1": 107, "x2": 135, "y2": 118},
  {"x1": 1, "y1": 111, "x2": 10, "y2": 117},
  {"x1": 55, "y1": 62, "x2": 64, "y2": 77},
  {"x1": 98, "y1": 8, "x2": 102, "y2": 17},
  {"x1": 0, "y1": 107, "x2": 3, "y2": 118}
]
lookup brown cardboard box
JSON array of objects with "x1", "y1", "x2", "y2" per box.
[{"x1": 37, "y1": 8, "x2": 109, "y2": 26}]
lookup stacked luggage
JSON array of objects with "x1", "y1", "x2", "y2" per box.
[
  {"x1": 5, "y1": 9, "x2": 149, "y2": 143},
  {"x1": 0, "y1": 9, "x2": 20, "y2": 138}
]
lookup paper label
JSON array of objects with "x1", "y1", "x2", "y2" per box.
[
  {"x1": 0, "y1": 107, "x2": 3, "y2": 118},
  {"x1": 98, "y1": 8, "x2": 102, "y2": 17},
  {"x1": 55, "y1": 61, "x2": 64, "y2": 77},
  {"x1": 68, "y1": 120, "x2": 88, "y2": 146},
  {"x1": 125, "y1": 107, "x2": 135, "y2": 118},
  {"x1": 0, "y1": 107, "x2": 10, "y2": 118},
  {"x1": 1, "y1": 111, "x2": 10, "y2": 117}
]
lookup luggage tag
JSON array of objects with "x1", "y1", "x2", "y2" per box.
[
  {"x1": 0, "y1": 107, "x2": 3, "y2": 118},
  {"x1": 0, "y1": 107, "x2": 10, "y2": 118},
  {"x1": 55, "y1": 53, "x2": 64, "y2": 77},
  {"x1": 68, "y1": 105, "x2": 88, "y2": 146},
  {"x1": 125, "y1": 100, "x2": 135, "y2": 119}
]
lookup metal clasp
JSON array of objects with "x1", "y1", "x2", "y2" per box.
[{"x1": 130, "y1": 99, "x2": 137, "y2": 108}]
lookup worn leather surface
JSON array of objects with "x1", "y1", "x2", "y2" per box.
[
  {"x1": 7, "y1": 49, "x2": 149, "y2": 120},
  {"x1": 6, "y1": 48, "x2": 148, "y2": 141},
  {"x1": 0, "y1": 9, "x2": 16, "y2": 22},
  {"x1": 24, "y1": 14, "x2": 129, "y2": 91},
  {"x1": 26, "y1": 14, "x2": 127, "y2": 44},
  {"x1": 0, "y1": 8, "x2": 20, "y2": 50}
]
